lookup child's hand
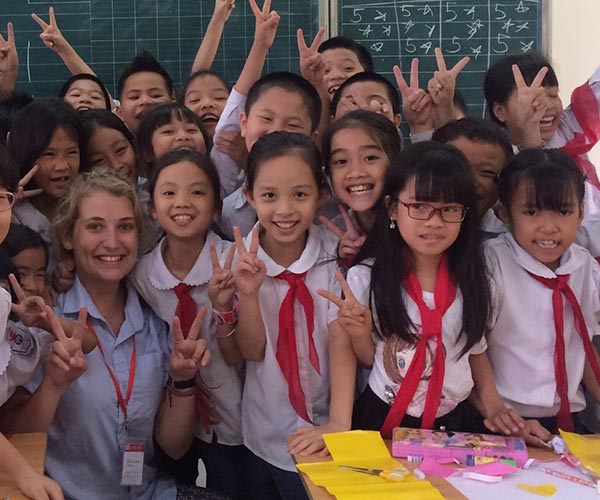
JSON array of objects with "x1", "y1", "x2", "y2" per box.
[
  {"x1": 47, "y1": 307, "x2": 88, "y2": 390},
  {"x1": 0, "y1": 23, "x2": 19, "y2": 83},
  {"x1": 52, "y1": 256, "x2": 76, "y2": 293},
  {"x1": 428, "y1": 48, "x2": 469, "y2": 128},
  {"x1": 169, "y1": 309, "x2": 211, "y2": 381},
  {"x1": 518, "y1": 419, "x2": 553, "y2": 448},
  {"x1": 232, "y1": 226, "x2": 266, "y2": 296},
  {"x1": 250, "y1": 0, "x2": 280, "y2": 51},
  {"x1": 208, "y1": 243, "x2": 236, "y2": 311},
  {"x1": 213, "y1": 0, "x2": 236, "y2": 23},
  {"x1": 483, "y1": 406, "x2": 526, "y2": 436},
  {"x1": 214, "y1": 130, "x2": 248, "y2": 170},
  {"x1": 318, "y1": 270, "x2": 372, "y2": 340},
  {"x1": 394, "y1": 59, "x2": 434, "y2": 133},
  {"x1": 31, "y1": 7, "x2": 68, "y2": 54},
  {"x1": 16, "y1": 165, "x2": 44, "y2": 202},
  {"x1": 9, "y1": 274, "x2": 51, "y2": 330},
  {"x1": 510, "y1": 64, "x2": 549, "y2": 147},
  {"x1": 15, "y1": 467, "x2": 64, "y2": 500},
  {"x1": 287, "y1": 421, "x2": 349, "y2": 457},
  {"x1": 334, "y1": 92, "x2": 392, "y2": 120},
  {"x1": 319, "y1": 206, "x2": 366, "y2": 260},
  {"x1": 297, "y1": 28, "x2": 326, "y2": 89}
]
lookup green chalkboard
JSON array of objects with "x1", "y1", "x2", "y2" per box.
[
  {"x1": 338, "y1": 0, "x2": 545, "y2": 117},
  {"x1": 1, "y1": 0, "x2": 321, "y2": 99}
]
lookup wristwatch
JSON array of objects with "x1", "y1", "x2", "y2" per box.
[{"x1": 167, "y1": 376, "x2": 196, "y2": 389}]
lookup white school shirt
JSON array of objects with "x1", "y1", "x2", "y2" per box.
[
  {"x1": 345, "y1": 262, "x2": 487, "y2": 419},
  {"x1": 210, "y1": 87, "x2": 247, "y2": 197},
  {"x1": 131, "y1": 232, "x2": 243, "y2": 446},
  {"x1": 219, "y1": 187, "x2": 256, "y2": 240},
  {"x1": 241, "y1": 223, "x2": 339, "y2": 471},
  {"x1": 576, "y1": 213, "x2": 600, "y2": 259},
  {"x1": 481, "y1": 209, "x2": 507, "y2": 237},
  {"x1": 0, "y1": 288, "x2": 13, "y2": 403},
  {"x1": 485, "y1": 232, "x2": 600, "y2": 417}
]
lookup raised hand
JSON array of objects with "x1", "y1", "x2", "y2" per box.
[
  {"x1": 208, "y1": 243, "x2": 236, "y2": 311},
  {"x1": 16, "y1": 165, "x2": 44, "y2": 202},
  {"x1": 394, "y1": 58, "x2": 433, "y2": 132},
  {"x1": 46, "y1": 307, "x2": 88, "y2": 390},
  {"x1": 31, "y1": 7, "x2": 68, "y2": 54},
  {"x1": 250, "y1": 0, "x2": 280, "y2": 50},
  {"x1": 428, "y1": 48, "x2": 469, "y2": 128},
  {"x1": 297, "y1": 28, "x2": 326, "y2": 88},
  {"x1": 0, "y1": 22, "x2": 19, "y2": 96},
  {"x1": 318, "y1": 271, "x2": 371, "y2": 340},
  {"x1": 10, "y1": 274, "x2": 50, "y2": 330},
  {"x1": 213, "y1": 0, "x2": 236, "y2": 23},
  {"x1": 169, "y1": 309, "x2": 211, "y2": 381},
  {"x1": 232, "y1": 226, "x2": 266, "y2": 296},
  {"x1": 319, "y1": 206, "x2": 365, "y2": 260},
  {"x1": 214, "y1": 130, "x2": 248, "y2": 170}
]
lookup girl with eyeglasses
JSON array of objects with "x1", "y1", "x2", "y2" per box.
[{"x1": 321, "y1": 142, "x2": 532, "y2": 441}]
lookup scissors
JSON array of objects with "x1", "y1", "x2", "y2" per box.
[{"x1": 338, "y1": 465, "x2": 411, "y2": 482}]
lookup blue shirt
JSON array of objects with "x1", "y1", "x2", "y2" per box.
[{"x1": 43, "y1": 276, "x2": 177, "y2": 500}]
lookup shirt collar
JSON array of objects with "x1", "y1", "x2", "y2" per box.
[
  {"x1": 148, "y1": 232, "x2": 221, "y2": 290},
  {"x1": 246, "y1": 223, "x2": 321, "y2": 276},
  {"x1": 231, "y1": 187, "x2": 248, "y2": 210}
]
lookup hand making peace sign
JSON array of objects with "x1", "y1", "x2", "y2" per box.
[
  {"x1": 297, "y1": 27, "x2": 326, "y2": 88},
  {"x1": 232, "y1": 227, "x2": 266, "y2": 296},
  {"x1": 31, "y1": 7, "x2": 68, "y2": 54},
  {"x1": 250, "y1": 0, "x2": 280, "y2": 51},
  {"x1": 169, "y1": 309, "x2": 211, "y2": 382},
  {"x1": 16, "y1": 165, "x2": 44, "y2": 202},
  {"x1": 208, "y1": 242, "x2": 237, "y2": 311},
  {"x1": 393, "y1": 58, "x2": 434, "y2": 131},
  {"x1": 319, "y1": 206, "x2": 366, "y2": 261}
]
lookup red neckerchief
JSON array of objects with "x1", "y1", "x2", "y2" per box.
[
  {"x1": 380, "y1": 256, "x2": 457, "y2": 438},
  {"x1": 275, "y1": 271, "x2": 320, "y2": 423},
  {"x1": 527, "y1": 272, "x2": 600, "y2": 431},
  {"x1": 174, "y1": 283, "x2": 197, "y2": 338}
]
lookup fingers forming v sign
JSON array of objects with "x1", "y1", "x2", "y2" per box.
[
  {"x1": 31, "y1": 7, "x2": 65, "y2": 52},
  {"x1": 319, "y1": 206, "x2": 366, "y2": 260},
  {"x1": 428, "y1": 48, "x2": 469, "y2": 103},
  {"x1": 170, "y1": 309, "x2": 211, "y2": 381},
  {"x1": 208, "y1": 243, "x2": 236, "y2": 310},
  {"x1": 232, "y1": 227, "x2": 266, "y2": 296},
  {"x1": 0, "y1": 22, "x2": 18, "y2": 75},
  {"x1": 297, "y1": 28, "x2": 326, "y2": 87},
  {"x1": 16, "y1": 165, "x2": 44, "y2": 202},
  {"x1": 394, "y1": 58, "x2": 433, "y2": 128},
  {"x1": 250, "y1": 0, "x2": 280, "y2": 50},
  {"x1": 318, "y1": 270, "x2": 372, "y2": 340},
  {"x1": 9, "y1": 273, "x2": 49, "y2": 330}
]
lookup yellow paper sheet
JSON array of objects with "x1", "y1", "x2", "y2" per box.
[
  {"x1": 296, "y1": 431, "x2": 444, "y2": 500},
  {"x1": 559, "y1": 430, "x2": 600, "y2": 478}
]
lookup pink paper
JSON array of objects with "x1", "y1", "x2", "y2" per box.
[
  {"x1": 419, "y1": 458, "x2": 457, "y2": 478},
  {"x1": 435, "y1": 458, "x2": 459, "y2": 465},
  {"x1": 467, "y1": 461, "x2": 519, "y2": 476}
]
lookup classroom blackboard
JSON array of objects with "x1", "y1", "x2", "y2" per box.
[
  {"x1": 338, "y1": 0, "x2": 545, "y2": 117},
  {"x1": 0, "y1": 0, "x2": 321, "y2": 98}
]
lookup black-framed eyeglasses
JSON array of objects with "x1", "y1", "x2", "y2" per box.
[
  {"x1": 399, "y1": 201, "x2": 467, "y2": 223},
  {"x1": 0, "y1": 192, "x2": 16, "y2": 212}
]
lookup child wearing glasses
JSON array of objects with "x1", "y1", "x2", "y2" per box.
[{"x1": 321, "y1": 142, "x2": 530, "y2": 442}]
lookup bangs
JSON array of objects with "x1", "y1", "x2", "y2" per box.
[
  {"x1": 520, "y1": 165, "x2": 581, "y2": 210},
  {"x1": 412, "y1": 157, "x2": 474, "y2": 207}
]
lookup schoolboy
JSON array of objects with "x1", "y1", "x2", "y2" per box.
[
  {"x1": 116, "y1": 50, "x2": 175, "y2": 132},
  {"x1": 433, "y1": 117, "x2": 513, "y2": 236}
]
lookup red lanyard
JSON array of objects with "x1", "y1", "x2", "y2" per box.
[{"x1": 87, "y1": 320, "x2": 137, "y2": 423}]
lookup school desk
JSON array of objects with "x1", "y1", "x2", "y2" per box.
[
  {"x1": 0, "y1": 433, "x2": 47, "y2": 500},
  {"x1": 294, "y1": 437, "x2": 600, "y2": 500}
]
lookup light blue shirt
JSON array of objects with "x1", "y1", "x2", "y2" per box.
[{"x1": 42, "y1": 276, "x2": 177, "y2": 500}]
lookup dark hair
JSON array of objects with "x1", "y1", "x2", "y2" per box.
[
  {"x1": 245, "y1": 72, "x2": 322, "y2": 133},
  {"x1": 322, "y1": 110, "x2": 402, "y2": 176},
  {"x1": 80, "y1": 109, "x2": 135, "y2": 147},
  {"x1": 0, "y1": 249, "x2": 19, "y2": 303},
  {"x1": 498, "y1": 148, "x2": 584, "y2": 212},
  {"x1": 148, "y1": 148, "x2": 222, "y2": 215},
  {"x1": 0, "y1": 91, "x2": 34, "y2": 147},
  {"x1": 136, "y1": 103, "x2": 209, "y2": 177},
  {"x1": 330, "y1": 71, "x2": 400, "y2": 117},
  {"x1": 432, "y1": 117, "x2": 514, "y2": 162},
  {"x1": 58, "y1": 73, "x2": 112, "y2": 110},
  {"x1": 117, "y1": 50, "x2": 174, "y2": 99},
  {"x1": 354, "y1": 141, "x2": 490, "y2": 355},
  {"x1": 0, "y1": 145, "x2": 18, "y2": 192},
  {"x1": 318, "y1": 36, "x2": 374, "y2": 72},
  {"x1": 246, "y1": 131, "x2": 325, "y2": 193},
  {"x1": 7, "y1": 99, "x2": 85, "y2": 182},
  {"x1": 1, "y1": 223, "x2": 48, "y2": 263},
  {"x1": 484, "y1": 52, "x2": 559, "y2": 126},
  {"x1": 178, "y1": 70, "x2": 231, "y2": 103},
  {"x1": 453, "y1": 91, "x2": 469, "y2": 117}
]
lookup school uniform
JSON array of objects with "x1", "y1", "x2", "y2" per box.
[
  {"x1": 132, "y1": 232, "x2": 246, "y2": 497},
  {"x1": 485, "y1": 232, "x2": 600, "y2": 420},
  {"x1": 241, "y1": 223, "x2": 339, "y2": 475},
  {"x1": 0, "y1": 288, "x2": 14, "y2": 404},
  {"x1": 219, "y1": 187, "x2": 256, "y2": 240},
  {"x1": 345, "y1": 262, "x2": 487, "y2": 432},
  {"x1": 480, "y1": 208, "x2": 507, "y2": 239},
  {"x1": 210, "y1": 88, "x2": 247, "y2": 197},
  {"x1": 28, "y1": 276, "x2": 178, "y2": 500}
]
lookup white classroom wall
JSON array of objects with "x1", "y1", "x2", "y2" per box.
[{"x1": 549, "y1": 0, "x2": 600, "y2": 168}]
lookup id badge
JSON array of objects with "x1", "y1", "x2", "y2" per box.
[{"x1": 121, "y1": 441, "x2": 145, "y2": 486}]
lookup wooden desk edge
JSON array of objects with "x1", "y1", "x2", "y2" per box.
[{"x1": 0, "y1": 433, "x2": 48, "y2": 500}]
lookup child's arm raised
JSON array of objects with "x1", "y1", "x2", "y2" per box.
[
  {"x1": 232, "y1": 227, "x2": 267, "y2": 361},
  {"x1": 0, "y1": 23, "x2": 18, "y2": 100},
  {"x1": 208, "y1": 242, "x2": 243, "y2": 366},
  {"x1": 190, "y1": 0, "x2": 235, "y2": 73}
]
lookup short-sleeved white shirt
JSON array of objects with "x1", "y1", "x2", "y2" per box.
[
  {"x1": 486, "y1": 232, "x2": 600, "y2": 417},
  {"x1": 219, "y1": 187, "x2": 256, "y2": 240},
  {"x1": 241, "y1": 224, "x2": 339, "y2": 471},
  {"x1": 132, "y1": 232, "x2": 243, "y2": 446},
  {"x1": 345, "y1": 262, "x2": 487, "y2": 419}
]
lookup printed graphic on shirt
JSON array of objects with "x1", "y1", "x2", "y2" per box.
[{"x1": 8, "y1": 321, "x2": 35, "y2": 359}]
